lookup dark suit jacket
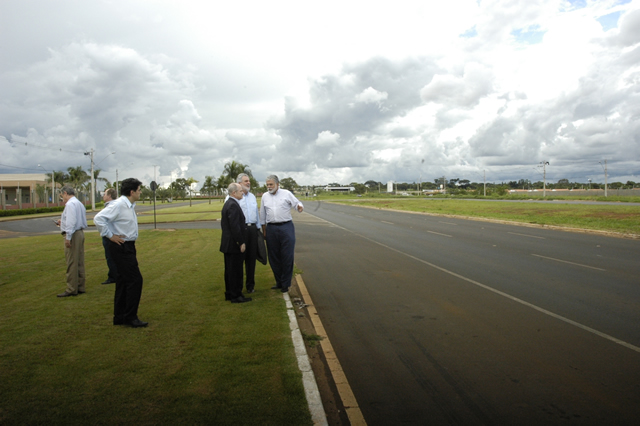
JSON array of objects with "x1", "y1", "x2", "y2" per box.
[{"x1": 220, "y1": 197, "x2": 246, "y2": 254}]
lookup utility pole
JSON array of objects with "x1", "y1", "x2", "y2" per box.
[
  {"x1": 541, "y1": 161, "x2": 549, "y2": 197},
  {"x1": 419, "y1": 159, "x2": 424, "y2": 193},
  {"x1": 84, "y1": 148, "x2": 96, "y2": 210},
  {"x1": 116, "y1": 169, "x2": 119, "y2": 197},
  {"x1": 600, "y1": 160, "x2": 608, "y2": 197},
  {"x1": 483, "y1": 170, "x2": 486, "y2": 197}
]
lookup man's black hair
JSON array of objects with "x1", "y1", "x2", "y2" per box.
[{"x1": 121, "y1": 178, "x2": 142, "y2": 197}]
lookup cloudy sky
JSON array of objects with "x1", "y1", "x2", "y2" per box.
[{"x1": 1, "y1": 0, "x2": 639, "y2": 188}]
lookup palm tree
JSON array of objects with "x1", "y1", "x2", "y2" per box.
[
  {"x1": 65, "y1": 166, "x2": 90, "y2": 203},
  {"x1": 217, "y1": 174, "x2": 232, "y2": 193},
  {"x1": 201, "y1": 175, "x2": 216, "y2": 203},
  {"x1": 93, "y1": 169, "x2": 109, "y2": 188},
  {"x1": 223, "y1": 161, "x2": 252, "y2": 182},
  {"x1": 66, "y1": 166, "x2": 90, "y2": 188}
]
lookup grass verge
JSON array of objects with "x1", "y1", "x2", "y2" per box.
[
  {"x1": 0, "y1": 230, "x2": 312, "y2": 426},
  {"x1": 332, "y1": 198, "x2": 640, "y2": 235}
]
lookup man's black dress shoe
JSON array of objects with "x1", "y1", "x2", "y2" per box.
[
  {"x1": 281, "y1": 288, "x2": 289, "y2": 293},
  {"x1": 271, "y1": 285, "x2": 282, "y2": 290},
  {"x1": 57, "y1": 292, "x2": 77, "y2": 297},
  {"x1": 247, "y1": 288, "x2": 255, "y2": 293},
  {"x1": 231, "y1": 296, "x2": 252, "y2": 303},
  {"x1": 77, "y1": 290, "x2": 86, "y2": 294},
  {"x1": 124, "y1": 319, "x2": 149, "y2": 328},
  {"x1": 101, "y1": 280, "x2": 115, "y2": 285}
]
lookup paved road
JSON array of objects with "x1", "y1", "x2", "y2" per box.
[
  {"x1": 294, "y1": 202, "x2": 640, "y2": 425},
  {"x1": 0, "y1": 200, "x2": 220, "y2": 238}
]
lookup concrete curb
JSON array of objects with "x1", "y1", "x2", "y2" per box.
[{"x1": 284, "y1": 291, "x2": 328, "y2": 426}]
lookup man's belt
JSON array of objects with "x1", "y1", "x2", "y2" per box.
[{"x1": 269, "y1": 221, "x2": 291, "y2": 226}]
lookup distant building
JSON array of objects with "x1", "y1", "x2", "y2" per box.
[
  {"x1": 387, "y1": 181, "x2": 394, "y2": 193},
  {"x1": 0, "y1": 173, "x2": 60, "y2": 209},
  {"x1": 323, "y1": 185, "x2": 355, "y2": 192}
]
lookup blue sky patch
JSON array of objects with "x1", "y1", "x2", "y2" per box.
[
  {"x1": 461, "y1": 27, "x2": 478, "y2": 38},
  {"x1": 511, "y1": 27, "x2": 545, "y2": 44},
  {"x1": 597, "y1": 11, "x2": 622, "y2": 31}
]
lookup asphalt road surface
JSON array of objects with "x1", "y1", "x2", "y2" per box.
[
  {"x1": 0, "y1": 200, "x2": 218, "y2": 238},
  {"x1": 294, "y1": 202, "x2": 640, "y2": 425}
]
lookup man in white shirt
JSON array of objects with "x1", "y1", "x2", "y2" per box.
[
  {"x1": 100, "y1": 188, "x2": 118, "y2": 285},
  {"x1": 94, "y1": 178, "x2": 148, "y2": 328},
  {"x1": 259, "y1": 175, "x2": 303, "y2": 293},
  {"x1": 56, "y1": 186, "x2": 88, "y2": 297}
]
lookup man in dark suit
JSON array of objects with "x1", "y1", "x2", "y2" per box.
[{"x1": 220, "y1": 183, "x2": 251, "y2": 303}]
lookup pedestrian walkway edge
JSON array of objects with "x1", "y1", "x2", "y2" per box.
[
  {"x1": 284, "y1": 290, "x2": 328, "y2": 426},
  {"x1": 295, "y1": 275, "x2": 367, "y2": 426}
]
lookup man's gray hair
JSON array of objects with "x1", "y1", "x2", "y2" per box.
[
  {"x1": 236, "y1": 173, "x2": 250, "y2": 183},
  {"x1": 227, "y1": 182, "x2": 242, "y2": 193},
  {"x1": 61, "y1": 186, "x2": 75, "y2": 196},
  {"x1": 266, "y1": 175, "x2": 279, "y2": 184}
]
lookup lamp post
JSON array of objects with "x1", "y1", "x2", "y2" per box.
[
  {"x1": 600, "y1": 160, "x2": 608, "y2": 197},
  {"x1": 96, "y1": 151, "x2": 116, "y2": 202},
  {"x1": 541, "y1": 161, "x2": 549, "y2": 197},
  {"x1": 38, "y1": 164, "x2": 55, "y2": 206},
  {"x1": 85, "y1": 150, "x2": 116, "y2": 210},
  {"x1": 84, "y1": 149, "x2": 95, "y2": 210}
]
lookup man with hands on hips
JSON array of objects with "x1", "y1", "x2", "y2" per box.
[{"x1": 94, "y1": 178, "x2": 148, "y2": 328}]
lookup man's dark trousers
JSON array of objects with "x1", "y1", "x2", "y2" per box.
[
  {"x1": 224, "y1": 252, "x2": 244, "y2": 300},
  {"x1": 244, "y1": 224, "x2": 258, "y2": 292},
  {"x1": 265, "y1": 221, "x2": 295, "y2": 290},
  {"x1": 109, "y1": 241, "x2": 143, "y2": 323},
  {"x1": 102, "y1": 236, "x2": 118, "y2": 282}
]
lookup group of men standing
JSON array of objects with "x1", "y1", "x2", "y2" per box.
[
  {"x1": 57, "y1": 178, "x2": 148, "y2": 328},
  {"x1": 220, "y1": 173, "x2": 304, "y2": 303},
  {"x1": 57, "y1": 172, "x2": 303, "y2": 324}
]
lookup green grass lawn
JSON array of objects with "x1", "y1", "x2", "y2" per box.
[
  {"x1": 331, "y1": 198, "x2": 640, "y2": 235},
  {"x1": 0, "y1": 230, "x2": 312, "y2": 426}
]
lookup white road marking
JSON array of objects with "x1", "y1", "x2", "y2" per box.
[
  {"x1": 508, "y1": 232, "x2": 545, "y2": 239},
  {"x1": 427, "y1": 230, "x2": 453, "y2": 238},
  {"x1": 531, "y1": 254, "x2": 606, "y2": 271},
  {"x1": 381, "y1": 220, "x2": 394, "y2": 225}
]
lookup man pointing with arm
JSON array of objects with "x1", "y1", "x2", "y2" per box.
[{"x1": 259, "y1": 175, "x2": 303, "y2": 293}]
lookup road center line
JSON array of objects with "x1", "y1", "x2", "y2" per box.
[
  {"x1": 380, "y1": 220, "x2": 394, "y2": 225},
  {"x1": 508, "y1": 232, "x2": 545, "y2": 239},
  {"x1": 303, "y1": 212, "x2": 640, "y2": 354},
  {"x1": 439, "y1": 221, "x2": 458, "y2": 225},
  {"x1": 531, "y1": 254, "x2": 606, "y2": 271}
]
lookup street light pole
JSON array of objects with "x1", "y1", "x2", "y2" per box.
[
  {"x1": 541, "y1": 161, "x2": 549, "y2": 197},
  {"x1": 38, "y1": 164, "x2": 55, "y2": 206},
  {"x1": 84, "y1": 149, "x2": 96, "y2": 210}
]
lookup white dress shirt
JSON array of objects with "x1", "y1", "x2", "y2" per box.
[
  {"x1": 224, "y1": 191, "x2": 261, "y2": 226},
  {"x1": 60, "y1": 196, "x2": 88, "y2": 241},
  {"x1": 94, "y1": 195, "x2": 139, "y2": 241},
  {"x1": 260, "y1": 188, "x2": 303, "y2": 224}
]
